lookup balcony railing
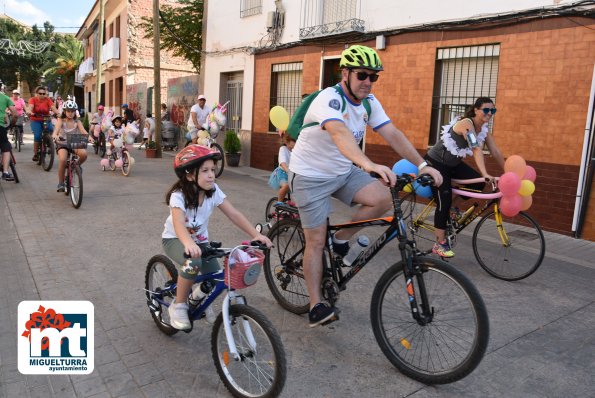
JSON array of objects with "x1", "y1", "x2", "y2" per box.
[
  {"x1": 101, "y1": 37, "x2": 120, "y2": 64},
  {"x1": 77, "y1": 57, "x2": 94, "y2": 81},
  {"x1": 300, "y1": 0, "x2": 364, "y2": 39}
]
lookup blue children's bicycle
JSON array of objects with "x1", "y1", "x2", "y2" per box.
[{"x1": 144, "y1": 241, "x2": 287, "y2": 398}]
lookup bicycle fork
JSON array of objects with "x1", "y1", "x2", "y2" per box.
[
  {"x1": 222, "y1": 291, "x2": 257, "y2": 361},
  {"x1": 402, "y1": 249, "x2": 433, "y2": 326}
]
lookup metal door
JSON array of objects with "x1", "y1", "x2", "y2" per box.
[{"x1": 225, "y1": 81, "x2": 243, "y2": 133}]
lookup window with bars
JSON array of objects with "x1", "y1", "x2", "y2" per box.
[
  {"x1": 269, "y1": 62, "x2": 303, "y2": 132},
  {"x1": 429, "y1": 44, "x2": 500, "y2": 145},
  {"x1": 241, "y1": 0, "x2": 262, "y2": 18}
]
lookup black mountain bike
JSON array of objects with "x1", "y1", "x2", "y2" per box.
[
  {"x1": 32, "y1": 115, "x2": 54, "y2": 171},
  {"x1": 265, "y1": 173, "x2": 489, "y2": 384}
]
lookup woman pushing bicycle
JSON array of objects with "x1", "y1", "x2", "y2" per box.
[
  {"x1": 163, "y1": 145, "x2": 272, "y2": 330},
  {"x1": 424, "y1": 96, "x2": 506, "y2": 258},
  {"x1": 52, "y1": 97, "x2": 89, "y2": 192}
]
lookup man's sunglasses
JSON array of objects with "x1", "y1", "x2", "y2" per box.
[
  {"x1": 481, "y1": 108, "x2": 497, "y2": 115},
  {"x1": 37, "y1": 92, "x2": 47, "y2": 95},
  {"x1": 352, "y1": 70, "x2": 380, "y2": 83}
]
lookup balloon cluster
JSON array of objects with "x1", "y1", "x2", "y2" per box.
[
  {"x1": 269, "y1": 106, "x2": 289, "y2": 131},
  {"x1": 498, "y1": 155, "x2": 537, "y2": 217},
  {"x1": 202, "y1": 102, "x2": 228, "y2": 135},
  {"x1": 125, "y1": 121, "x2": 140, "y2": 144},
  {"x1": 392, "y1": 159, "x2": 433, "y2": 198},
  {"x1": 197, "y1": 129, "x2": 210, "y2": 146}
]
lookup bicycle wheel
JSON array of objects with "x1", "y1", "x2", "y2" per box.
[
  {"x1": 41, "y1": 134, "x2": 54, "y2": 171},
  {"x1": 265, "y1": 197, "x2": 278, "y2": 224},
  {"x1": 472, "y1": 209, "x2": 545, "y2": 281},
  {"x1": 99, "y1": 135, "x2": 106, "y2": 158},
  {"x1": 371, "y1": 257, "x2": 489, "y2": 384},
  {"x1": 264, "y1": 219, "x2": 310, "y2": 314},
  {"x1": 9, "y1": 154, "x2": 19, "y2": 183},
  {"x1": 93, "y1": 138, "x2": 99, "y2": 154},
  {"x1": 211, "y1": 142, "x2": 225, "y2": 178},
  {"x1": 145, "y1": 255, "x2": 179, "y2": 336},
  {"x1": 69, "y1": 164, "x2": 83, "y2": 208},
  {"x1": 12, "y1": 127, "x2": 21, "y2": 152},
  {"x1": 211, "y1": 304, "x2": 286, "y2": 398},
  {"x1": 121, "y1": 151, "x2": 132, "y2": 176},
  {"x1": 108, "y1": 154, "x2": 116, "y2": 171}
]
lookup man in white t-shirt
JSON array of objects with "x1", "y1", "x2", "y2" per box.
[
  {"x1": 187, "y1": 94, "x2": 211, "y2": 143},
  {"x1": 288, "y1": 45, "x2": 443, "y2": 327}
]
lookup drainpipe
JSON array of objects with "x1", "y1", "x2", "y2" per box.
[
  {"x1": 572, "y1": 64, "x2": 595, "y2": 237},
  {"x1": 95, "y1": 0, "x2": 104, "y2": 108}
]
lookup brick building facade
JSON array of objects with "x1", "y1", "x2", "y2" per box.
[{"x1": 251, "y1": 16, "x2": 595, "y2": 238}]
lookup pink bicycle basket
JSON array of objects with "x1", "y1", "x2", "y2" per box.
[{"x1": 224, "y1": 248, "x2": 264, "y2": 289}]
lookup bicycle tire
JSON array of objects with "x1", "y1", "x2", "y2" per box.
[
  {"x1": 265, "y1": 197, "x2": 278, "y2": 224},
  {"x1": 211, "y1": 142, "x2": 225, "y2": 178},
  {"x1": 264, "y1": 219, "x2": 310, "y2": 314},
  {"x1": 370, "y1": 257, "x2": 489, "y2": 384},
  {"x1": 472, "y1": 210, "x2": 545, "y2": 281},
  {"x1": 108, "y1": 154, "x2": 116, "y2": 171},
  {"x1": 41, "y1": 134, "x2": 54, "y2": 171},
  {"x1": 121, "y1": 151, "x2": 131, "y2": 176},
  {"x1": 93, "y1": 139, "x2": 99, "y2": 154},
  {"x1": 99, "y1": 135, "x2": 106, "y2": 158},
  {"x1": 69, "y1": 164, "x2": 83, "y2": 208},
  {"x1": 12, "y1": 127, "x2": 21, "y2": 152},
  {"x1": 145, "y1": 255, "x2": 179, "y2": 336},
  {"x1": 9, "y1": 155, "x2": 19, "y2": 183},
  {"x1": 211, "y1": 304, "x2": 287, "y2": 398}
]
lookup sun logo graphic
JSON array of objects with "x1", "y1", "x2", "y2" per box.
[{"x1": 18, "y1": 301, "x2": 94, "y2": 374}]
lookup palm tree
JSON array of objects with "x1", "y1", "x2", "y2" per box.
[{"x1": 42, "y1": 36, "x2": 84, "y2": 97}]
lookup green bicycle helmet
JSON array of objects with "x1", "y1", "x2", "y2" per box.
[{"x1": 340, "y1": 45, "x2": 383, "y2": 71}]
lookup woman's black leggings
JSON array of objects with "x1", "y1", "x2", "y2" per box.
[{"x1": 425, "y1": 157, "x2": 485, "y2": 230}]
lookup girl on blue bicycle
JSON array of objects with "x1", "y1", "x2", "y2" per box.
[{"x1": 162, "y1": 144, "x2": 272, "y2": 330}]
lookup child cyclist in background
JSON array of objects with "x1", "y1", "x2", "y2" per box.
[
  {"x1": 163, "y1": 145, "x2": 272, "y2": 330},
  {"x1": 268, "y1": 133, "x2": 296, "y2": 203},
  {"x1": 107, "y1": 115, "x2": 125, "y2": 152},
  {"x1": 52, "y1": 97, "x2": 89, "y2": 192}
]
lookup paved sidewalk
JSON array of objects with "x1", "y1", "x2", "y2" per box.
[{"x1": 1, "y1": 134, "x2": 594, "y2": 398}]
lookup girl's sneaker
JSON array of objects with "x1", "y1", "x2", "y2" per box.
[
  {"x1": 432, "y1": 240, "x2": 455, "y2": 258},
  {"x1": 168, "y1": 302, "x2": 191, "y2": 330}
]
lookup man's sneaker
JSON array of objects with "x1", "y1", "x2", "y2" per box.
[
  {"x1": 56, "y1": 183, "x2": 66, "y2": 192},
  {"x1": 332, "y1": 234, "x2": 350, "y2": 257},
  {"x1": 432, "y1": 240, "x2": 455, "y2": 258},
  {"x1": 309, "y1": 303, "x2": 337, "y2": 328},
  {"x1": 168, "y1": 302, "x2": 191, "y2": 330},
  {"x1": 2, "y1": 172, "x2": 14, "y2": 181}
]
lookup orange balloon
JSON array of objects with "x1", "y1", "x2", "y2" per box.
[
  {"x1": 520, "y1": 195, "x2": 533, "y2": 211},
  {"x1": 504, "y1": 155, "x2": 527, "y2": 179}
]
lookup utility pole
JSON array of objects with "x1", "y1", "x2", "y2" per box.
[
  {"x1": 153, "y1": 0, "x2": 162, "y2": 157},
  {"x1": 95, "y1": 0, "x2": 104, "y2": 110}
]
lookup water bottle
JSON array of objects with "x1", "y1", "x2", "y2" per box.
[
  {"x1": 189, "y1": 282, "x2": 217, "y2": 323},
  {"x1": 188, "y1": 283, "x2": 206, "y2": 306},
  {"x1": 343, "y1": 235, "x2": 370, "y2": 267}
]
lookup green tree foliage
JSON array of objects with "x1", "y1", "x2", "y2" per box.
[
  {"x1": 140, "y1": 0, "x2": 204, "y2": 73},
  {"x1": 42, "y1": 36, "x2": 84, "y2": 98}
]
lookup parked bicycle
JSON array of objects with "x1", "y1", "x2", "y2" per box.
[
  {"x1": 58, "y1": 134, "x2": 86, "y2": 209},
  {"x1": 102, "y1": 138, "x2": 133, "y2": 176},
  {"x1": 265, "y1": 173, "x2": 489, "y2": 384},
  {"x1": 32, "y1": 114, "x2": 54, "y2": 171},
  {"x1": 184, "y1": 128, "x2": 224, "y2": 178},
  {"x1": 145, "y1": 241, "x2": 287, "y2": 398},
  {"x1": 403, "y1": 177, "x2": 545, "y2": 281}
]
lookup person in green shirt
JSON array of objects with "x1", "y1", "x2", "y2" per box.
[{"x1": 0, "y1": 91, "x2": 16, "y2": 181}]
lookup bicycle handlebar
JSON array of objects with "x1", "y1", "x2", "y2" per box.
[
  {"x1": 369, "y1": 171, "x2": 435, "y2": 190},
  {"x1": 183, "y1": 241, "x2": 268, "y2": 260}
]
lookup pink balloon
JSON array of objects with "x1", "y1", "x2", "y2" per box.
[
  {"x1": 498, "y1": 172, "x2": 522, "y2": 196},
  {"x1": 115, "y1": 159, "x2": 123, "y2": 168},
  {"x1": 100, "y1": 159, "x2": 109, "y2": 167},
  {"x1": 504, "y1": 155, "x2": 527, "y2": 179},
  {"x1": 523, "y1": 165, "x2": 537, "y2": 182},
  {"x1": 520, "y1": 195, "x2": 533, "y2": 211},
  {"x1": 500, "y1": 195, "x2": 523, "y2": 217}
]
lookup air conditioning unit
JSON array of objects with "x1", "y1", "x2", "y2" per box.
[{"x1": 266, "y1": 11, "x2": 275, "y2": 29}]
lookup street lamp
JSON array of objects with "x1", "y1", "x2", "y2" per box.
[{"x1": 56, "y1": 76, "x2": 62, "y2": 97}]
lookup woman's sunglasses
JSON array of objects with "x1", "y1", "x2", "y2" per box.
[
  {"x1": 351, "y1": 70, "x2": 380, "y2": 83},
  {"x1": 482, "y1": 108, "x2": 497, "y2": 115}
]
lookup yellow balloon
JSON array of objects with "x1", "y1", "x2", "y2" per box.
[
  {"x1": 403, "y1": 184, "x2": 413, "y2": 193},
  {"x1": 269, "y1": 106, "x2": 289, "y2": 131},
  {"x1": 518, "y1": 180, "x2": 535, "y2": 196}
]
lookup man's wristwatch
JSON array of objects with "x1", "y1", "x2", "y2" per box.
[{"x1": 418, "y1": 161, "x2": 428, "y2": 172}]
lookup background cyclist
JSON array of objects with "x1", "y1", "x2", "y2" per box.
[
  {"x1": 10, "y1": 89, "x2": 26, "y2": 145},
  {"x1": 27, "y1": 86, "x2": 60, "y2": 162},
  {"x1": 0, "y1": 89, "x2": 16, "y2": 181},
  {"x1": 287, "y1": 45, "x2": 443, "y2": 327}
]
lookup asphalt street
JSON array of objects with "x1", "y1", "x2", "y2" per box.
[{"x1": 0, "y1": 130, "x2": 594, "y2": 398}]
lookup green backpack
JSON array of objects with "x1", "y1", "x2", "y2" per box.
[{"x1": 286, "y1": 85, "x2": 371, "y2": 140}]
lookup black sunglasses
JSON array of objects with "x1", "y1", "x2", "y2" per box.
[
  {"x1": 351, "y1": 70, "x2": 380, "y2": 83},
  {"x1": 37, "y1": 92, "x2": 47, "y2": 95},
  {"x1": 481, "y1": 107, "x2": 497, "y2": 115}
]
